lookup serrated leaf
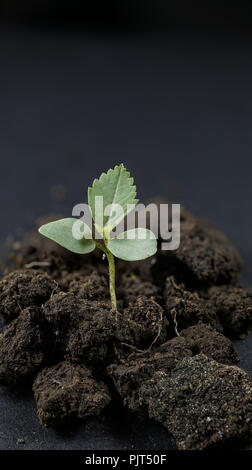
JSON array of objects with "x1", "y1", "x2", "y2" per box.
[
  {"x1": 107, "y1": 228, "x2": 157, "y2": 261},
  {"x1": 38, "y1": 218, "x2": 96, "y2": 254},
  {"x1": 88, "y1": 164, "x2": 138, "y2": 232}
]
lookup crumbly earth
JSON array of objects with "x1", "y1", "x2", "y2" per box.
[
  {"x1": 0, "y1": 269, "x2": 57, "y2": 322},
  {"x1": 107, "y1": 336, "x2": 192, "y2": 411},
  {"x1": 119, "y1": 274, "x2": 159, "y2": 306},
  {"x1": 164, "y1": 276, "x2": 222, "y2": 333},
  {"x1": 123, "y1": 295, "x2": 167, "y2": 348},
  {"x1": 0, "y1": 208, "x2": 251, "y2": 449},
  {"x1": 69, "y1": 271, "x2": 109, "y2": 301},
  {"x1": 151, "y1": 211, "x2": 241, "y2": 287},
  {"x1": 140, "y1": 354, "x2": 252, "y2": 450},
  {"x1": 0, "y1": 307, "x2": 53, "y2": 385},
  {"x1": 44, "y1": 293, "x2": 113, "y2": 361},
  {"x1": 201, "y1": 285, "x2": 252, "y2": 338},
  {"x1": 174, "y1": 216, "x2": 242, "y2": 285},
  {"x1": 67, "y1": 308, "x2": 122, "y2": 364},
  {"x1": 67, "y1": 296, "x2": 166, "y2": 364},
  {"x1": 33, "y1": 361, "x2": 111, "y2": 427},
  {"x1": 180, "y1": 323, "x2": 239, "y2": 365}
]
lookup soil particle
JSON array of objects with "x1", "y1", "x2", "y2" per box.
[
  {"x1": 67, "y1": 296, "x2": 166, "y2": 365},
  {"x1": 67, "y1": 308, "x2": 121, "y2": 364},
  {"x1": 33, "y1": 361, "x2": 111, "y2": 427},
  {"x1": 69, "y1": 271, "x2": 109, "y2": 301},
  {"x1": 120, "y1": 274, "x2": 159, "y2": 305},
  {"x1": 57, "y1": 267, "x2": 98, "y2": 291},
  {"x1": 44, "y1": 291, "x2": 111, "y2": 329},
  {"x1": 123, "y1": 296, "x2": 167, "y2": 348},
  {"x1": 44, "y1": 293, "x2": 113, "y2": 360},
  {"x1": 0, "y1": 269, "x2": 57, "y2": 323},
  {"x1": 43, "y1": 291, "x2": 80, "y2": 332},
  {"x1": 201, "y1": 285, "x2": 252, "y2": 338},
  {"x1": 153, "y1": 214, "x2": 241, "y2": 287},
  {"x1": 164, "y1": 276, "x2": 222, "y2": 333},
  {"x1": 140, "y1": 354, "x2": 252, "y2": 450},
  {"x1": 180, "y1": 323, "x2": 240, "y2": 365},
  {"x1": 17, "y1": 438, "x2": 25, "y2": 445},
  {"x1": 107, "y1": 336, "x2": 192, "y2": 411},
  {"x1": 175, "y1": 216, "x2": 241, "y2": 285},
  {"x1": 0, "y1": 307, "x2": 53, "y2": 385}
]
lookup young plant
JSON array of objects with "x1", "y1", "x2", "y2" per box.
[{"x1": 38, "y1": 164, "x2": 157, "y2": 311}]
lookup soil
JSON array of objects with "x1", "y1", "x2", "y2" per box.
[
  {"x1": 33, "y1": 361, "x2": 111, "y2": 427},
  {"x1": 140, "y1": 354, "x2": 252, "y2": 450},
  {"x1": 180, "y1": 323, "x2": 239, "y2": 365},
  {"x1": 0, "y1": 269, "x2": 56, "y2": 323},
  {"x1": 199, "y1": 285, "x2": 252, "y2": 338},
  {"x1": 0, "y1": 206, "x2": 252, "y2": 450},
  {"x1": 107, "y1": 336, "x2": 192, "y2": 411},
  {"x1": 164, "y1": 275, "x2": 222, "y2": 333},
  {"x1": 0, "y1": 306, "x2": 53, "y2": 385}
]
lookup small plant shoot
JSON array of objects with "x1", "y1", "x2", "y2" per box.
[{"x1": 38, "y1": 164, "x2": 157, "y2": 311}]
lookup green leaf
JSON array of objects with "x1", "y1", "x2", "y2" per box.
[
  {"x1": 107, "y1": 228, "x2": 157, "y2": 261},
  {"x1": 38, "y1": 218, "x2": 96, "y2": 254},
  {"x1": 88, "y1": 164, "x2": 138, "y2": 232}
]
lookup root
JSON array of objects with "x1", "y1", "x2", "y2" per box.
[
  {"x1": 171, "y1": 308, "x2": 180, "y2": 336},
  {"x1": 121, "y1": 306, "x2": 163, "y2": 358},
  {"x1": 24, "y1": 261, "x2": 51, "y2": 269},
  {"x1": 121, "y1": 343, "x2": 144, "y2": 354},
  {"x1": 50, "y1": 280, "x2": 59, "y2": 299}
]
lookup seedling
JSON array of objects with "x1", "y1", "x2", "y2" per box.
[{"x1": 38, "y1": 164, "x2": 157, "y2": 311}]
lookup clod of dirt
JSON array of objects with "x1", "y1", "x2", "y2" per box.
[
  {"x1": 57, "y1": 267, "x2": 98, "y2": 291},
  {"x1": 202, "y1": 285, "x2": 252, "y2": 338},
  {"x1": 44, "y1": 292, "x2": 111, "y2": 330},
  {"x1": 43, "y1": 291, "x2": 79, "y2": 332},
  {"x1": 0, "y1": 307, "x2": 53, "y2": 385},
  {"x1": 180, "y1": 323, "x2": 239, "y2": 365},
  {"x1": 123, "y1": 295, "x2": 167, "y2": 348},
  {"x1": 153, "y1": 214, "x2": 241, "y2": 287},
  {"x1": 120, "y1": 274, "x2": 159, "y2": 305},
  {"x1": 69, "y1": 271, "x2": 109, "y2": 301},
  {"x1": 33, "y1": 361, "x2": 111, "y2": 427},
  {"x1": 164, "y1": 276, "x2": 222, "y2": 333},
  {"x1": 44, "y1": 292, "x2": 113, "y2": 360},
  {"x1": 67, "y1": 308, "x2": 121, "y2": 364},
  {"x1": 177, "y1": 217, "x2": 241, "y2": 284},
  {"x1": 140, "y1": 354, "x2": 252, "y2": 450},
  {"x1": 0, "y1": 269, "x2": 57, "y2": 322},
  {"x1": 107, "y1": 336, "x2": 192, "y2": 411},
  {"x1": 67, "y1": 296, "x2": 166, "y2": 365}
]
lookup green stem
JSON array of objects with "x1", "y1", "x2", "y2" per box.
[
  {"x1": 106, "y1": 249, "x2": 117, "y2": 311},
  {"x1": 95, "y1": 241, "x2": 117, "y2": 311}
]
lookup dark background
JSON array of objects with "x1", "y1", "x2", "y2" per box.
[
  {"x1": 1, "y1": 2, "x2": 252, "y2": 278},
  {"x1": 0, "y1": 2, "x2": 252, "y2": 450}
]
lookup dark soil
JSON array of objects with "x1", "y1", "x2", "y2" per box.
[
  {"x1": 0, "y1": 306, "x2": 53, "y2": 385},
  {"x1": 33, "y1": 361, "x2": 111, "y2": 427},
  {"x1": 0, "y1": 206, "x2": 252, "y2": 449},
  {"x1": 164, "y1": 275, "x2": 222, "y2": 333},
  {"x1": 0, "y1": 269, "x2": 56, "y2": 323},
  {"x1": 180, "y1": 323, "x2": 239, "y2": 365},
  {"x1": 107, "y1": 336, "x2": 192, "y2": 411},
  {"x1": 140, "y1": 354, "x2": 252, "y2": 450},
  {"x1": 199, "y1": 285, "x2": 252, "y2": 338}
]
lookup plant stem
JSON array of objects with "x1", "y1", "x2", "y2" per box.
[
  {"x1": 106, "y1": 249, "x2": 117, "y2": 311},
  {"x1": 95, "y1": 240, "x2": 117, "y2": 312}
]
